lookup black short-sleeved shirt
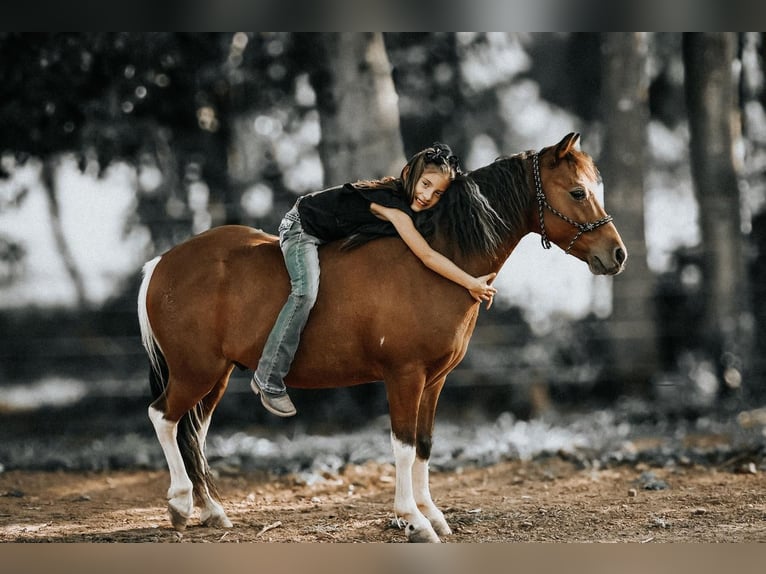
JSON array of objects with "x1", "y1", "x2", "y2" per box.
[{"x1": 296, "y1": 183, "x2": 414, "y2": 242}]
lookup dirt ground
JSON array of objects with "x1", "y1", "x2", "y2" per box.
[{"x1": 2, "y1": 457, "x2": 765, "y2": 543}]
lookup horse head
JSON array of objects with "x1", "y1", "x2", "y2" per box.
[{"x1": 534, "y1": 132, "x2": 627, "y2": 276}]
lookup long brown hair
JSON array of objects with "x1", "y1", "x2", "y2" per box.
[{"x1": 351, "y1": 143, "x2": 460, "y2": 204}]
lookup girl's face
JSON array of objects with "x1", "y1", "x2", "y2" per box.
[{"x1": 409, "y1": 167, "x2": 451, "y2": 212}]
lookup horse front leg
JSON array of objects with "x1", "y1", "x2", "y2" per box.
[
  {"x1": 413, "y1": 376, "x2": 451, "y2": 537},
  {"x1": 386, "y1": 374, "x2": 441, "y2": 543}
]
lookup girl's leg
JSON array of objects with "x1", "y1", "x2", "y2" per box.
[{"x1": 252, "y1": 218, "x2": 321, "y2": 415}]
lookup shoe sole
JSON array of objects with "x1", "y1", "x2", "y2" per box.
[{"x1": 250, "y1": 379, "x2": 297, "y2": 418}]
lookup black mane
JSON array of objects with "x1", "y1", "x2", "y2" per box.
[{"x1": 423, "y1": 151, "x2": 533, "y2": 258}]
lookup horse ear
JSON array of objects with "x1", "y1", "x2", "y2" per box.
[{"x1": 555, "y1": 132, "x2": 581, "y2": 161}]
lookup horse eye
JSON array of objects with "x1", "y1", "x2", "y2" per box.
[{"x1": 570, "y1": 189, "x2": 586, "y2": 201}]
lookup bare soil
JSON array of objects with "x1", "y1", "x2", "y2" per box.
[{"x1": 2, "y1": 457, "x2": 765, "y2": 543}]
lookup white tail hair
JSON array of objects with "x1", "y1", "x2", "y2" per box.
[{"x1": 137, "y1": 256, "x2": 164, "y2": 379}]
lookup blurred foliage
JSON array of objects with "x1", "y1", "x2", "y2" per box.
[
  {"x1": 0, "y1": 32, "x2": 305, "y2": 249},
  {"x1": 1, "y1": 33, "x2": 223, "y2": 170},
  {"x1": 385, "y1": 33, "x2": 466, "y2": 153},
  {"x1": 0, "y1": 233, "x2": 24, "y2": 286},
  {"x1": 519, "y1": 32, "x2": 602, "y2": 122}
]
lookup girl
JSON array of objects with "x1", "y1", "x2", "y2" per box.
[{"x1": 252, "y1": 143, "x2": 497, "y2": 417}]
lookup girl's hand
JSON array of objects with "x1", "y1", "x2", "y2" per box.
[
  {"x1": 468, "y1": 272, "x2": 497, "y2": 309},
  {"x1": 372, "y1": 205, "x2": 498, "y2": 309}
]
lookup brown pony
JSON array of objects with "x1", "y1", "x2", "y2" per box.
[{"x1": 138, "y1": 133, "x2": 626, "y2": 542}]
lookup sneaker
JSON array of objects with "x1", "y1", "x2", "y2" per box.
[{"x1": 250, "y1": 379, "x2": 297, "y2": 417}]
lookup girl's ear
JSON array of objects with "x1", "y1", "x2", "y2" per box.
[{"x1": 401, "y1": 164, "x2": 410, "y2": 183}]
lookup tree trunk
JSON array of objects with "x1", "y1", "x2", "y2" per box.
[
  {"x1": 601, "y1": 33, "x2": 659, "y2": 395},
  {"x1": 683, "y1": 32, "x2": 750, "y2": 389},
  {"x1": 41, "y1": 158, "x2": 88, "y2": 308},
  {"x1": 301, "y1": 33, "x2": 406, "y2": 185},
  {"x1": 384, "y1": 33, "x2": 471, "y2": 158}
]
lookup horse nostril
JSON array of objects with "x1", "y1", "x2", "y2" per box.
[{"x1": 615, "y1": 247, "x2": 626, "y2": 265}]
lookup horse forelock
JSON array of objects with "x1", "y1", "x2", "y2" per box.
[{"x1": 565, "y1": 149, "x2": 601, "y2": 185}]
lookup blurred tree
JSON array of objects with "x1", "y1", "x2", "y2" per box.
[
  {"x1": 0, "y1": 33, "x2": 305, "y2": 295},
  {"x1": 744, "y1": 34, "x2": 766, "y2": 393},
  {"x1": 600, "y1": 33, "x2": 658, "y2": 396},
  {"x1": 648, "y1": 33, "x2": 688, "y2": 129},
  {"x1": 40, "y1": 157, "x2": 88, "y2": 307},
  {"x1": 521, "y1": 33, "x2": 602, "y2": 123},
  {"x1": 683, "y1": 32, "x2": 750, "y2": 391},
  {"x1": 385, "y1": 33, "x2": 470, "y2": 158},
  {"x1": 296, "y1": 33, "x2": 405, "y2": 184},
  {"x1": 0, "y1": 33, "x2": 229, "y2": 297}
]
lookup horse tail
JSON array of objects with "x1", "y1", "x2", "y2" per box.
[
  {"x1": 138, "y1": 255, "x2": 220, "y2": 506},
  {"x1": 138, "y1": 256, "x2": 164, "y2": 384},
  {"x1": 178, "y1": 405, "x2": 219, "y2": 506},
  {"x1": 138, "y1": 256, "x2": 174, "y2": 403}
]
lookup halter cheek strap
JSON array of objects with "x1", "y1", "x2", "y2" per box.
[{"x1": 533, "y1": 153, "x2": 613, "y2": 254}]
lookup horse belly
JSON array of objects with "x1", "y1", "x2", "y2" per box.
[
  {"x1": 283, "y1": 280, "x2": 471, "y2": 389},
  {"x1": 285, "y1": 316, "x2": 382, "y2": 389}
]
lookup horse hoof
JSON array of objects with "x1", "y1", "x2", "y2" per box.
[
  {"x1": 422, "y1": 509, "x2": 452, "y2": 537},
  {"x1": 168, "y1": 502, "x2": 191, "y2": 531},
  {"x1": 432, "y1": 520, "x2": 452, "y2": 537},
  {"x1": 405, "y1": 522, "x2": 441, "y2": 543},
  {"x1": 202, "y1": 513, "x2": 233, "y2": 528}
]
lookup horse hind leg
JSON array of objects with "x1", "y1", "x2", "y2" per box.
[
  {"x1": 148, "y1": 402, "x2": 195, "y2": 530},
  {"x1": 195, "y1": 419, "x2": 231, "y2": 528},
  {"x1": 150, "y1": 367, "x2": 233, "y2": 530},
  {"x1": 195, "y1": 371, "x2": 234, "y2": 528}
]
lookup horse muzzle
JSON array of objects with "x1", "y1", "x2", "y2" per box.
[{"x1": 588, "y1": 245, "x2": 627, "y2": 276}]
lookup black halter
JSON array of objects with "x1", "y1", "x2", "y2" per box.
[{"x1": 532, "y1": 152, "x2": 613, "y2": 254}]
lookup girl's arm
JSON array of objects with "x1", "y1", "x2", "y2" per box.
[{"x1": 371, "y1": 203, "x2": 497, "y2": 308}]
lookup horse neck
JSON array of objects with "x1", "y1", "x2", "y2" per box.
[
  {"x1": 423, "y1": 152, "x2": 541, "y2": 277},
  {"x1": 430, "y1": 220, "x2": 527, "y2": 277},
  {"x1": 429, "y1": 235, "x2": 499, "y2": 277},
  {"x1": 460, "y1": 153, "x2": 538, "y2": 274}
]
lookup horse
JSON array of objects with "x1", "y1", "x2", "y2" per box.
[{"x1": 137, "y1": 132, "x2": 626, "y2": 542}]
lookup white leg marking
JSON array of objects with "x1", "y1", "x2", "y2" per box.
[
  {"x1": 391, "y1": 433, "x2": 416, "y2": 516},
  {"x1": 149, "y1": 405, "x2": 194, "y2": 528},
  {"x1": 413, "y1": 458, "x2": 451, "y2": 536},
  {"x1": 390, "y1": 433, "x2": 440, "y2": 542}
]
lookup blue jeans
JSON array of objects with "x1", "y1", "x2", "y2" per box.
[{"x1": 253, "y1": 205, "x2": 324, "y2": 394}]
